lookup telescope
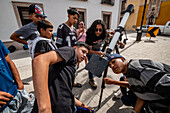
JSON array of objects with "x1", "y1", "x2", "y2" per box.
[
  {"x1": 85, "y1": 4, "x2": 134, "y2": 109},
  {"x1": 85, "y1": 4, "x2": 134, "y2": 77}
]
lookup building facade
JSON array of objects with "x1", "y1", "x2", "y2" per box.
[
  {"x1": 0, "y1": 0, "x2": 121, "y2": 42},
  {"x1": 136, "y1": 0, "x2": 170, "y2": 28}
]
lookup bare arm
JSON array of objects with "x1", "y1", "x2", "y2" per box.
[
  {"x1": 75, "y1": 98, "x2": 91, "y2": 113},
  {"x1": 5, "y1": 55, "x2": 24, "y2": 90},
  {"x1": 32, "y1": 51, "x2": 64, "y2": 113},
  {"x1": 104, "y1": 78, "x2": 129, "y2": 88},
  {"x1": 133, "y1": 98, "x2": 145, "y2": 113},
  {"x1": 10, "y1": 32, "x2": 28, "y2": 44}
]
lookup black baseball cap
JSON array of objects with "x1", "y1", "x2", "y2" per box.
[{"x1": 28, "y1": 4, "x2": 47, "y2": 18}]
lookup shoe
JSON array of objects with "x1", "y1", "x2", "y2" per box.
[
  {"x1": 73, "y1": 83, "x2": 82, "y2": 88},
  {"x1": 113, "y1": 93, "x2": 122, "y2": 99},
  {"x1": 89, "y1": 79, "x2": 97, "y2": 89}
]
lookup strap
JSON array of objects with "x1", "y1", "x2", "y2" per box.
[{"x1": 31, "y1": 37, "x2": 57, "y2": 58}]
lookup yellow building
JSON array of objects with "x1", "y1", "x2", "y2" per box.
[
  {"x1": 124, "y1": 0, "x2": 149, "y2": 30},
  {"x1": 125, "y1": 0, "x2": 170, "y2": 30},
  {"x1": 136, "y1": 0, "x2": 170, "y2": 28}
]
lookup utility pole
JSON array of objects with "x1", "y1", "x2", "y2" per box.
[{"x1": 136, "y1": 0, "x2": 147, "y2": 41}]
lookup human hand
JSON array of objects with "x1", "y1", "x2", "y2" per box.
[
  {"x1": 120, "y1": 43, "x2": 125, "y2": 49},
  {"x1": 0, "y1": 91, "x2": 14, "y2": 108},
  {"x1": 81, "y1": 104, "x2": 92, "y2": 113},
  {"x1": 97, "y1": 51, "x2": 105, "y2": 57},
  {"x1": 118, "y1": 41, "x2": 125, "y2": 49},
  {"x1": 79, "y1": 28, "x2": 84, "y2": 32},
  {"x1": 103, "y1": 78, "x2": 113, "y2": 84}
]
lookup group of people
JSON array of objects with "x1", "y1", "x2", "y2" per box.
[{"x1": 1, "y1": 3, "x2": 170, "y2": 113}]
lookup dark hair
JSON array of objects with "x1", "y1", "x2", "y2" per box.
[
  {"x1": 67, "y1": 8, "x2": 79, "y2": 17},
  {"x1": 37, "y1": 20, "x2": 53, "y2": 33},
  {"x1": 75, "y1": 41, "x2": 90, "y2": 50},
  {"x1": 86, "y1": 19, "x2": 107, "y2": 40}
]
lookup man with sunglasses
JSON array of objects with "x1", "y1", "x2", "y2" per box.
[{"x1": 10, "y1": 4, "x2": 46, "y2": 51}]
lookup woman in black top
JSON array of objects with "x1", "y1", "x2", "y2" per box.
[{"x1": 85, "y1": 19, "x2": 106, "y2": 89}]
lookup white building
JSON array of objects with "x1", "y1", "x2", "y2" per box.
[{"x1": 0, "y1": 0, "x2": 122, "y2": 42}]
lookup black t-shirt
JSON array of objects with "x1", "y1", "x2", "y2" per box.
[
  {"x1": 34, "y1": 40, "x2": 54, "y2": 54},
  {"x1": 85, "y1": 34, "x2": 105, "y2": 51},
  {"x1": 48, "y1": 47, "x2": 77, "y2": 113},
  {"x1": 56, "y1": 23, "x2": 77, "y2": 47}
]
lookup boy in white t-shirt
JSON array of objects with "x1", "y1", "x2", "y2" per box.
[{"x1": 30, "y1": 20, "x2": 57, "y2": 58}]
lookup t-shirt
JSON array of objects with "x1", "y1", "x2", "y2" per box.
[
  {"x1": 34, "y1": 40, "x2": 54, "y2": 54},
  {"x1": 56, "y1": 23, "x2": 77, "y2": 47},
  {"x1": 126, "y1": 59, "x2": 170, "y2": 106},
  {"x1": 48, "y1": 47, "x2": 77, "y2": 113},
  {"x1": 85, "y1": 33, "x2": 105, "y2": 51},
  {"x1": 15, "y1": 22, "x2": 39, "y2": 41},
  {"x1": 0, "y1": 40, "x2": 17, "y2": 111}
]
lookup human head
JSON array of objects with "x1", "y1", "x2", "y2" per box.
[
  {"x1": 67, "y1": 8, "x2": 79, "y2": 26},
  {"x1": 37, "y1": 20, "x2": 53, "y2": 39},
  {"x1": 74, "y1": 41, "x2": 90, "y2": 63},
  {"x1": 28, "y1": 4, "x2": 47, "y2": 24},
  {"x1": 108, "y1": 54, "x2": 126, "y2": 74},
  {"x1": 87, "y1": 19, "x2": 107, "y2": 39},
  {"x1": 78, "y1": 21, "x2": 85, "y2": 29}
]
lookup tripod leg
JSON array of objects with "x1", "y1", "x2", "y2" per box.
[{"x1": 98, "y1": 66, "x2": 109, "y2": 109}]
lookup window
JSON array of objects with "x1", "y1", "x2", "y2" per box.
[
  {"x1": 17, "y1": 7, "x2": 32, "y2": 26},
  {"x1": 12, "y1": 1, "x2": 44, "y2": 27},
  {"x1": 102, "y1": 11, "x2": 112, "y2": 29},
  {"x1": 101, "y1": 0, "x2": 114, "y2": 6}
]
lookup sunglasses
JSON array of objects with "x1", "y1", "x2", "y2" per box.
[
  {"x1": 35, "y1": 15, "x2": 43, "y2": 18},
  {"x1": 79, "y1": 23, "x2": 84, "y2": 25},
  {"x1": 95, "y1": 28, "x2": 103, "y2": 32}
]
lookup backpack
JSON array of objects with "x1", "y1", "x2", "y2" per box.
[{"x1": 27, "y1": 37, "x2": 57, "y2": 58}]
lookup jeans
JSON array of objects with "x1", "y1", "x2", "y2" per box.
[
  {"x1": 2, "y1": 89, "x2": 35, "y2": 113},
  {"x1": 120, "y1": 76, "x2": 137, "y2": 107},
  {"x1": 120, "y1": 76, "x2": 145, "y2": 113},
  {"x1": 86, "y1": 53, "x2": 93, "y2": 79}
]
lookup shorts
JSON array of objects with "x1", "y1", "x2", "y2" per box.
[{"x1": 2, "y1": 89, "x2": 35, "y2": 113}]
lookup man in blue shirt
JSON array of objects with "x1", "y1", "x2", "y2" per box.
[{"x1": 0, "y1": 40, "x2": 34, "y2": 112}]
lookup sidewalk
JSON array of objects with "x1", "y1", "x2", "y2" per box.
[{"x1": 9, "y1": 32, "x2": 170, "y2": 113}]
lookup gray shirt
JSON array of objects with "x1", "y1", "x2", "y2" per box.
[{"x1": 15, "y1": 22, "x2": 39, "y2": 40}]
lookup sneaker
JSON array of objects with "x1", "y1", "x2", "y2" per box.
[
  {"x1": 113, "y1": 92, "x2": 122, "y2": 99},
  {"x1": 89, "y1": 79, "x2": 97, "y2": 89}
]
